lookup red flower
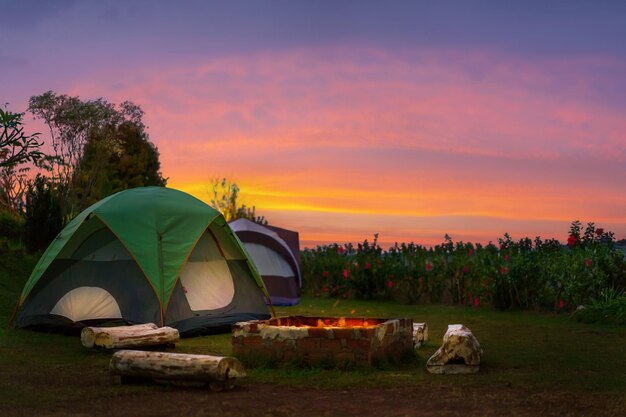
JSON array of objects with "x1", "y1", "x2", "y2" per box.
[
  {"x1": 463, "y1": 265, "x2": 470, "y2": 274},
  {"x1": 425, "y1": 262, "x2": 433, "y2": 271},
  {"x1": 322, "y1": 286, "x2": 328, "y2": 293},
  {"x1": 323, "y1": 271, "x2": 329, "y2": 278},
  {"x1": 504, "y1": 254, "x2": 509, "y2": 261},
  {"x1": 558, "y1": 299, "x2": 566, "y2": 309},
  {"x1": 338, "y1": 246, "x2": 345, "y2": 255},
  {"x1": 500, "y1": 266, "x2": 508, "y2": 274},
  {"x1": 365, "y1": 262, "x2": 372, "y2": 270},
  {"x1": 584, "y1": 259, "x2": 592, "y2": 267},
  {"x1": 596, "y1": 228, "x2": 604, "y2": 236},
  {"x1": 342, "y1": 269, "x2": 349, "y2": 279},
  {"x1": 468, "y1": 249, "x2": 474, "y2": 256},
  {"x1": 387, "y1": 280, "x2": 394, "y2": 289},
  {"x1": 567, "y1": 235, "x2": 577, "y2": 247},
  {"x1": 473, "y1": 297, "x2": 480, "y2": 307}
]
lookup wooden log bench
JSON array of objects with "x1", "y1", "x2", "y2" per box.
[
  {"x1": 81, "y1": 323, "x2": 180, "y2": 349},
  {"x1": 109, "y1": 350, "x2": 246, "y2": 391}
]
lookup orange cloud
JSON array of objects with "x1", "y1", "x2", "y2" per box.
[{"x1": 69, "y1": 47, "x2": 626, "y2": 246}]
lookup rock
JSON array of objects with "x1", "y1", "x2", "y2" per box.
[
  {"x1": 426, "y1": 324, "x2": 482, "y2": 374},
  {"x1": 413, "y1": 322, "x2": 428, "y2": 348}
]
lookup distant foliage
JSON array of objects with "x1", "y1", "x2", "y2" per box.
[
  {"x1": 209, "y1": 177, "x2": 267, "y2": 225},
  {"x1": 0, "y1": 108, "x2": 45, "y2": 214},
  {"x1": 0, "y1": 210, "x2": 24, "y2": 242},
  {"x1": 301, "y1": 222, "x2": 626, "y2": 318},
  {"x1": 23, "y1": 175, "x2": 63, "y2": 252},
  {"x1": 28, "y1": 91, "x2": 165, "y2": 219},
  {"x1": 72, "y1": 121, "x2": 166, "y2": 211}
]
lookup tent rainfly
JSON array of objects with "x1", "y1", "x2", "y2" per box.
[
  {"x1": 13, "y1": 187, "x2": 271, "y2": 336},
  {"x1": 229, "y1": 218, "x2": 301, "y2": 306}
]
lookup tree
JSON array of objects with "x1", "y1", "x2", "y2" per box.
[
  {"x1": 0, "y1": 108, "x2": 44, "y2": 168},
  {"x1": 0, "y1": 108, "x2": 45, "y2": 213},
  {"x1": 28, "y1": 91, "x2": 161, "y2": 217},
  {"x1": 209, "y1": 177, "x2": 267, "y2": 225},
  {"x1": 72, "y1": 121, "x2": 167, "y2": 211}
]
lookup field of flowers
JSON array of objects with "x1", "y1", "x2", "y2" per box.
[{"x1": 301, "y1": 221, "x2": 626, "y2": 319}]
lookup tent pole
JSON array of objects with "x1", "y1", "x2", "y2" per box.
[
  {"x1": 7, "y1": 297, "x2": 21, "y2": 328},
  {"x1": 266, "y1": 295, "x2": 277, "y2": 318}
]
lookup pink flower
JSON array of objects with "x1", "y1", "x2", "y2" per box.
[
  {"x1": 337, "y1": 246, "x2": 345, "y2": 255},
  {"x1": 558, "y1": 299, "x2": 566, "y2": 309},
  {"x1": 500, "y1": 266, "x2": 508, "y2": 274},
  {"x1": 342, "y1": 269, "x2": 349, "y2": 279},
  {"x1": 584, "y1": 259, "x2": 592, "y2": 267},
  {"x1": 473, "y1": 297, "x2": 480, "y2": 307},
  {"x1": 425, "y1": 262, "x2": 433, "y2": 271},
  {"x1": 387, "y1": 280, "x2": 394, "y2": 289},
  {"x1": 323, "y1": 271, "x2": 329, "y2": 278},
  {"x1": 567, "y1": 235, "x2": 577, "y2": 247},
  {"x1": 596, "y1": 228, "x2": 604, "y2": 236},
  {"x1": 365, "y1": 262, "x2": 372, "y2": 270},
  {"x1": 463, "y1": 265, "x2": 470, "y2": 274}
]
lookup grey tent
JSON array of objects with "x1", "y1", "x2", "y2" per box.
[{"x1": 229, "y1": 218, "x2": 301, "y2": 306}]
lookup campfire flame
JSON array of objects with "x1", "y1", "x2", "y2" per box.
[{"x1": 272, "y1": 316, "x2": 382, "y2": 328}]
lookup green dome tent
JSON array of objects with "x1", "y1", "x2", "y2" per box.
[{"x1": 14, "y1": 187, "x2": 272, "y2": 336}]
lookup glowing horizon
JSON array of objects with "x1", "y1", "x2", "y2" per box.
[{"x1": 3, "y1": 2, "x2": 626, "y2": 248}]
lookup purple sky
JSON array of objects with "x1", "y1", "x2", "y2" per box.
[{"x1": 3, "y1": 0, "x2": 626, "y2": 247}]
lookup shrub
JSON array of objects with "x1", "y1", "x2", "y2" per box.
[
  {"x1": 0, "y1": 210, "x2": 24, "y2": 241},
  {"x1": 23, "y1": 175, "x2": 64, "y2": 252},
  {"x1": 300, "y1": 221, "x2": 626, "y2": 319},
  {"x1": 573, "y1": 288, "x2": 626, "y2": 325}
]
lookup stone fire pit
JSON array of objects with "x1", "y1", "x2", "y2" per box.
[{"x1": 232, "y1": 316, "x2": 413, "y2": 367}]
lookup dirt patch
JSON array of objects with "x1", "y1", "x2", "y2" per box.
[{"x1": 1, "y1": 381, "x2": 623, "y2": 417}]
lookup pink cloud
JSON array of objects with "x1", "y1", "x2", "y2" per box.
[{"x1": 66, "y1": 46, "x2": 626, "y2": 244}]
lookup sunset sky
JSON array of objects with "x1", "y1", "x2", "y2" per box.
[{"x1": 3, "y1": 0, "x2": 626, "y2": 248}]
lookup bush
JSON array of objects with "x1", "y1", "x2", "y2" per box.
[
  {"x1": 300, "y1": 222, "x2": 626, "y2": 317},
  {"x1": 23, "y1": 175, "x2": 64, "y2": 252},
  {"x1": 0, "y1": 210, "x2": 24, "y2": 241},
  {"x1": 573, "y1": 288, "x2": 626, "y2": 325}
]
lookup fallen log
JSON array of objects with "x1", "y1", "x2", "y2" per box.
[
  {"x1": 109, "y1": 350, "x2": 246, "y2": 391},
  {"x1": 81, "y1": 323, "x2": 179, "y2": 349}
]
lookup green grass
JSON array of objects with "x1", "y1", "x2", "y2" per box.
[{"x1": 1, "y1": 247, "x2": 626, "y2": 412}]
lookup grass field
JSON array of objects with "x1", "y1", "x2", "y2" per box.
[{"x1": 1, "y1": 249, "x2": 625, "y2": 416}]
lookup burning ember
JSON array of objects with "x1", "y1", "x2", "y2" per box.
[{"x1": 232, "y1": 316, "x2": 413, "y2": 367}]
